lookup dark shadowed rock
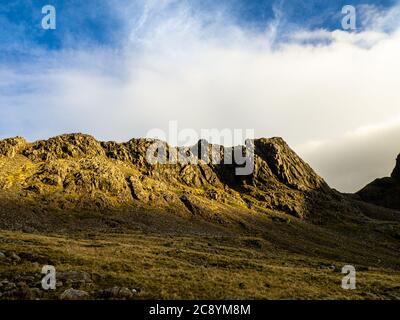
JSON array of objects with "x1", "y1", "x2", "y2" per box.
[
  {"x1": 1, "y1": 287, "x2": 39, "y2": 300},
  {"x1": 391, "y1": 154, "x2": 400, "y2": 181},
  {"x1": 97, "y1": 287, "x2": 134, "y2": 300},
  {"x1": 357, "y1": 154, "x2": 400, "y2": 210}
]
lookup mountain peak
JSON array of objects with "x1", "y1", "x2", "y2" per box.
[
  {"x1": 391, "y1": 154, "x2": 400, "y2": 181},
  {"x1": 357, "y1": 153, "x2": 400, "y2": 210}
]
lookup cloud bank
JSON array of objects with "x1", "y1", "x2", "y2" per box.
[{"x1": 1, "y1": 1, "x2": 400, "y2": 192}]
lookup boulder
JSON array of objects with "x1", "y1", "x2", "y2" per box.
[
  {"x1": 0, "y1": 137, "x2": 27, "y2": 158},
  {"x1": 97, "y1": 287, "x2": 134, "y2": 300},
  {"x1": 58, "y1": 271, "x2": 92, "y2": 285},
  {"x1": 60, "y1": 288, "x2": 89, "y2": 300}
]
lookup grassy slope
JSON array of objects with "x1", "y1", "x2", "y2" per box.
[{"x1": 1, "y1": 207, "x2": 400, "y2": 300}]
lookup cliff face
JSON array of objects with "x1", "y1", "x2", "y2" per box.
[
  {"x1": 0, "y1": 133, "x2": 334, "y2": 223},
  {"x1": 357, "y1": 154, "x2": 400, "y2": 210},
  {"x1": 391, "y1": 155, "x2": 400, "y2": 181}
]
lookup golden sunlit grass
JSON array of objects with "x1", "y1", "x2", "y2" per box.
[{"x1": 1, "y1": 229, "x2": 399, "y2": 300}]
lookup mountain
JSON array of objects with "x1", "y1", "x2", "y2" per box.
[
  {"x1": 357, "y1": 154, "x2": 400, "y2": 210},
  {"x1": 0, "y1": 133, "x2": 334, "y2": 228},
  {"x1": 0, "y1": 133, "x2": 400, "y2": 300}
]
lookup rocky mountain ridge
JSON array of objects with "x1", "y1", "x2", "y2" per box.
[{"x1": 0, "y1": 133, "x2": 335, "y2": 225}]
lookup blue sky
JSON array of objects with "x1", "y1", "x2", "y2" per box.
[
  {"x1": 1, "y1": 0, "x2": 400, "y2": 192},
  {"x1": 0, "y1": 0, "x2": 396, "y2": 58}
]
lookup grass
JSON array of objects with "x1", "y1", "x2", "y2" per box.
[{"x1": 1, "y1": 228, "x2": 400, "y2": 300}]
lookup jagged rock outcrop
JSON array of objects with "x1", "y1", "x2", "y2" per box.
[
  {"x1": 252, "y1": 138, "x2": 329, "y2": 191},
  {"x1": 0, "y1": 133, "x2": 333, "y2": 220},
  {"x1": 357, "y1": 154, "x2": 400, "y2": 210},
  {"x1": 22, "y1": 134, "x2": 106, "y2": 161},
  {"x1": 0, "y1": 137, "x2": 27, "y2": 158},
  {"x1": 391, "y1": 155, "x2": 400, "y2": 181}
]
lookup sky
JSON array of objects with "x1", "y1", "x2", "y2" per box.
[{"x1": 0, "y1": 0, "x2": 400, "y2": 192}]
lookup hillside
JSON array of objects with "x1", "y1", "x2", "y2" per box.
[{"x1": 0, "y1": 134, "x2": 399, "y2": 300}]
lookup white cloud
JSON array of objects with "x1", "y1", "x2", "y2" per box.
[
  {"x1": 297, "y1": 118, "x2": 400, "y2": 192},
  {"x1": 1, "y1": 2, "x2": 400, "y2": 192},
  {"x1": 359, "y1": 3, "x2": 400, "y2": 32}
]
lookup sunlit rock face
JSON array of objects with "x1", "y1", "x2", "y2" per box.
[{"x1": 0, "y1": 133, "x2": 336, "y2": 221}]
